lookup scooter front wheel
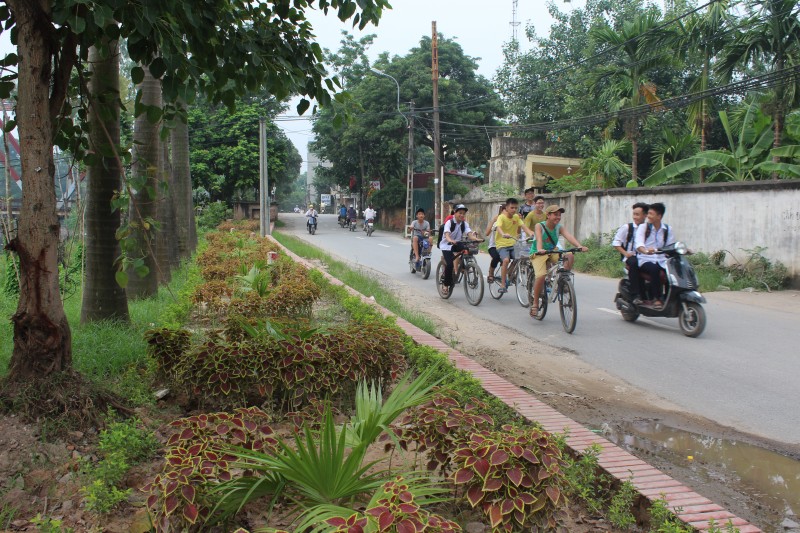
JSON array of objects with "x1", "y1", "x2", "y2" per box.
[{"x1": 679, "y1": 302, "x2": 706, "y2": 337}]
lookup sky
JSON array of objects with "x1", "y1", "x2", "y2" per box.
[{"x1": 0, "y1": 0, "x2": 587, "y2": 171}]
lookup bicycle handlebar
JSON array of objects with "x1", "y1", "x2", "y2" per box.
[{"x1": 534, "y1": 247, "x2": 585, "y2": 255}]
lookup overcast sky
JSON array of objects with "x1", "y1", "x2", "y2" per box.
[{"x1": 0, "y1": 1, "x2": 587, "y2": 171}]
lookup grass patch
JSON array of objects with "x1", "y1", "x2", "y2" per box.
[{"x1": 272, "y1": 231, "x2": 439, "y2": 336}]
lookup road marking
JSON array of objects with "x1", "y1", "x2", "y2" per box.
[
  {"x1": 355, "y1": 237, "x2": 365, "y2": 240},
  {"x1": 596, "y1": 307, "x2": 680, "y2": 331},
  {"x1": 378, "y1": 244, "x2": 391, "y2": 248}
]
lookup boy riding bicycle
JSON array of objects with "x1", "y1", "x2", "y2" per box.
[{"x1": 530, "y1": 205, "x2": 587, "y2": 317}]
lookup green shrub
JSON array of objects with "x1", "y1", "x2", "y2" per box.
[
  {"x1": 573, "y1": 232, "x2": 625, "y2": 278},
  {"x1": 608, "y1": 480, "x2": 638, "y2": 529},
  {"x1": 197, "y1": 201, "x2": 231, "y2": 231},
  {"x1": 562, "y1": 443, "x2": 610, "y2": 515}
]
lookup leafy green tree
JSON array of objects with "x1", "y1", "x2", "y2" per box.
[
  {"x1": 0, "y1": 0, "x2": 390, "y2": 382},
  {"x1": 717, "y1": 0, "x2": 800, "y2": 173},
  {"x1": 188, "y1": 96, "x2": 301, "y2": 205},
  {"x1": 590, "y1": 10, "x2": 678, "y2": 183},
  {"x1": 548, "y1": 140, "x2": 631, "y2": 193}
]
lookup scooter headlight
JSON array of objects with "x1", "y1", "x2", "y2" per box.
[{"x1": 674, "y1": 241, "x2": 688, "y2": 255}]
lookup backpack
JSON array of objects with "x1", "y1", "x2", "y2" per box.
[
  {"x1": 437, "y1": 218, "x2": 466, "y2": 249},
  {"x1": 644, "y1": 223, "x2": 670, "y2": 248},
  {"x1": 620, "y1": 222, "x2": 635, "y2": 260}
]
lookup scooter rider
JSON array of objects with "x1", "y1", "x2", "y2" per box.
[
  {"x1": 305, "y1": 204, "x2": 318, "y2": 228},
  {"x1": 635, "y1": 202, "x2": 675, "y2": 309},
  {"x1": 409, "y1": 208, "x2": 432, "y2": 269},
  {"x1": 364, "y1": 204, "x2": 377, "y2": 230},
  {"x1": 612, "y1": 202, "x2": 649, "y2": 304},
  {"x1": 440, "y1": 204, "x2": 479, "y2": 292},
  {"x1": 347, "y1": 205, "x2": 357, "y2": 226},
  {"x1": 338, "y1": 204, "x2": 347, "y2": 224}
]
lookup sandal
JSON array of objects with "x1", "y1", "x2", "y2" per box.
[
  {"x1": 652, "y1": 300, "x2": 664, "y2": 310},
  {"x1": 529, "y1": 305, "x2": 538, "y2": 318},
  {"x1": 487, "y1": 275, "x2": 495, "y2": 284}
]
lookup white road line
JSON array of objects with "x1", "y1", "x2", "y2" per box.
[
  {"x1": 378, "y1": 244, "x2": 391, "y2": 248},
  {"x1": 355, "y1": 237, "x2": 365, "y2": 240},
  {"x1": 596, "y1": 307, "x2": 680, "y2": 331}
]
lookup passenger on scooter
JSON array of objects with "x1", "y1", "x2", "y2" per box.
[
  {"x1": 612, "y1": 202, "x2": 649, "y2": 304},
  {"x1": 440, "y1": 204, "x2": 479, "y2": 292},
  {"x1": 364, "y1": 205, "x2": 377, "y2": 230},
  {"x1": 409, "y1": 208, "x2": 432, "y2": 269},
  {"x1": 347, "y1": 205, "x2": 357, "y2": 225},
  {"x1": 530, "y1": 205, "x2": 588, "y2": 318},
  {"x1": 634, "y1": 202, "x2": 675, "y2": 310},
  {"x1": 495, "y1": 198, "x2": 535, "y2": 293},
  {"x1": 485, "y1": 203, "x2": 507, "y2": 284}
]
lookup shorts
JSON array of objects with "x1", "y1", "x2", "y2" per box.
[
  {"x1": 498, "y1": 246, "x2": 515, "y2": 261},
  {"x1": 532, "y1": 252, "x2": 560, "y2": 278}
]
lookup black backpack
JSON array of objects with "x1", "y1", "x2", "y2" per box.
[
  {"x1": 436, "y1": 218, "x2": 466, "y2": 249},
  {"x1": 644, "y1": 223, "x2": 670, "y2": 248},
  {"x1": 620, "y1": 222, "x2": 635, "y2": 260}
]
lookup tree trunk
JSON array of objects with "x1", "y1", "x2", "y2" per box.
[
  {"x1": 154, "y1": 137, "x2": 176, "y2": 282},
  {"x1": 126, "y1": 68, "x2": 160, "y2": 298},
  {"x1": 81, "y1": 39, "x2": 129, "y2": 324},
  {"x1": 170, "y1": 102, "x2": 196, "y2": 258},
  {"x1": 6, "y1": 0, "x2": 72, "y2": 380}
]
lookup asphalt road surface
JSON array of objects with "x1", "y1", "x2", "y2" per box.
[{"x1": 283, "y1": 214, "x2": 800, "y2": 447}]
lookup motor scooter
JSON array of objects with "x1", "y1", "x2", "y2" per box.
[
  {"x1": 306, "y1": 214, "x2": 317, "y2": 235},
  {"x1": 409, "y1": 231, "x2": 432, "y2": 279},
  {"x1": 365, "y1": 218, "x2": 375, "y2": 236},
  {"x1": 614, "y1": 241, "x2": 706, "y2": 337},
  {"x1": 349, "y1": 217, "x2": 358, "y2": 232}
]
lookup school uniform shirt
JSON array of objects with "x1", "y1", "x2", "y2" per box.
[
  {"x1": 612, "y1": 222, "x2": 640, "y2": 262},
  {"x1": 635, "y1": 222, "x2": 675, "y2": 268},
  {"x1": 439, "y1": 218, "x2": 472, "y2": 252}
]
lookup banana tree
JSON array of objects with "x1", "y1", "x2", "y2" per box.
[{"x1": 645, "y1": 106, "x2": 776, "y2": 185}]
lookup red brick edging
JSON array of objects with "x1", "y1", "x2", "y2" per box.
[{"x1": 269, "y1": 236, "x2": 762, "y2": 533}]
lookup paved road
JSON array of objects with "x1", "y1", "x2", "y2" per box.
[{"x1": 283, "y1": 214, "x2": 800, "y2": 446}]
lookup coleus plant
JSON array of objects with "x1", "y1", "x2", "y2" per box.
[{"x1": 452, "y1": 425, "x2": 568, "y2": 531}]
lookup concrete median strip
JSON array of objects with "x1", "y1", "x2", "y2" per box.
[{"x1": 269, "y1": 235, "x2": 763, "y2": 533}]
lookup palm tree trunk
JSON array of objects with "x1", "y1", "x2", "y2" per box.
[
  {"x1": 170, "y1": 102, "x2": 196, "y2": 258},
  {"x1": 81, "y1": 39, "x2": 129, "y2": 323},
  {"x1": 6, "y1": 0, "x2": 72, "y2": 380},
  {"x1": 154, "y1": 138, "x2": 173, "y2": 283},
  {"x1": 126, "y1": 67, "x2": 160, "y2": 298}
]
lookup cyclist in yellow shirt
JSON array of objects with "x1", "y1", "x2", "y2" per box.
[{"x1": 494, "y1": 198, "x2": 535, "y2": 293}]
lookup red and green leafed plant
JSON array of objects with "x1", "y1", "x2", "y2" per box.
[
  {"x1": 142, "y1": 407, "x2": 278, "y2": 532},
  {"x1": 452, "y1": 425, "x2": 568, "y2": 531},
  {"x1": 386, "y1": 392, "x2": 494, "y2": 475},
  {"x1": 361, "y1": 477, "x2": 462, "y2": 533}
]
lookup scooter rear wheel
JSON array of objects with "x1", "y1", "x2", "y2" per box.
[{"x1": 422, "y1": 259, "x2": 431, "y2": 280}]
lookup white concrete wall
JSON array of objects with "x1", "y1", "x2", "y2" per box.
[{"x1": 551, "y1": 180, "x2": 800, "y2": 283}]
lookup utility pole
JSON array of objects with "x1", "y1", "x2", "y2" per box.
[
  {"x1": 431, "y1": 21, "x2": 442, "y2": 226},
  {"x1": 405, "y1": 101, "x2": 415, "y2": 236}
]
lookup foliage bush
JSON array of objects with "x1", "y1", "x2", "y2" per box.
[
  {"x1": 369, "y1": 178, "x2": 406, "y2": 208},
  {"x1": 143, "y1": 408, "x2": 278, "y2": 532},
  {"x1": 197, "y1": 201, "x2": 231, "y2": 231},
  {"x1": 144, "y1": 328, "x2": 192, "y2": 381}
]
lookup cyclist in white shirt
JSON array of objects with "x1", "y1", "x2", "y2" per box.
[{"x1": 440, "y1": 204, "x2": 479, "y2": 291}]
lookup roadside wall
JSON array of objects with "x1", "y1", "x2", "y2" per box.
[{"x1": 457, "y1": 180, "x2": 800, "y2": 284}]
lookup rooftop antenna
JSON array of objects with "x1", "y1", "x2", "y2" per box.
[{"x1": 510, "y1": 0, "x2": 520, "y2": 43}]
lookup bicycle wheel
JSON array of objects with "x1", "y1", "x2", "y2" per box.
[
  {"x1": 530, "y1": 277, "x2": 548, "y2": 320},
  {"x1": 463, "y1": 262, "x2": 484, "y2": 306},
  {"x1": 436, "y1": 262, "x2": 452, "y2": 299},
  {"x1": 516, "y1": 261, "x2": 531, "y2": 307},
  {"x1": 488, "y1": 264, "x2": 504, "y2": 299},
  {"x1": 558, "y1": 277, "x2": 578, "y2": 334}
]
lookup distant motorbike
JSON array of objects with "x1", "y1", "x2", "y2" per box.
[
  {"x1": 307, "y1": 214, "x2": 317, "y2": 235},
  {"x1": 614, "y1": 241, "x2": 706, "y2": 337},
  {"x1": 409, "y1": 231, "x2": 432, "y2": 279},
  {"x1": 365, "y1": 218, "x2": 375, "y2": 237},
  {"x1": 349, "y1": 217, "x2": 358, "y2": 232},
  {"x1": 338, "y1": 215, "x2": 348, "y2": 228}
]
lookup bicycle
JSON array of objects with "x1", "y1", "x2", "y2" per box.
[
  {"x1": 529, "y1": 248, "x2": 584, "y2": 334},
  {"x1": 435, "y1": 238, "x2": 485, "y2": 306},
  {"x1": 488, "y1": 237, "x2": 534, "y2": 307}
]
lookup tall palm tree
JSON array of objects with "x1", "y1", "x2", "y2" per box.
[
  {"x1": 170, "y1": 100, "x2": 196, "y2": 259},
  {"x1": 717, "y1": 0, "x2": 800, "y2": 174},
  {"x1": 682, "y1": 0, "x2": 733, "y2": 182},
  {"x1": 590, "y1": 11, "x2": 676, "y2": 183},
  {"x1": 126, "y1": 67, "x2": 161, "y2": 298},
  {"x1": 81, "y1": 39, "x2": 130, "y2": 323}
]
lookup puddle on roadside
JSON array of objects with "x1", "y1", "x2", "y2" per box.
[{"x1": 602, "y1": 420, "x2": 799, "y2": 529}]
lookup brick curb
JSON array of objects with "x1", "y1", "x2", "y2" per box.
[{"x1": 268, "y1": 235, "x2": 762, "y2": 533}]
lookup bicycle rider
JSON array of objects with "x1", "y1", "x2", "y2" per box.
[
  {"x1": 495, "y1": 197, "x2": 535, "y2": 294},
  {"x1": 485, "y1": 202, "x2": 507, "y2": 284},
  {"x1": 409, "y1": 207, "x2": 433, "y2": 269},
  {"x1": 440, "y1": 204, "x2": 480, "y2": 294},
  {"x1": 530, "y1": 205, "x2": 587, "y2": 317}
]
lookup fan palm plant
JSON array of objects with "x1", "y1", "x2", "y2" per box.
[
  {"x1": 210, "y1": 366, "x2": 443, "y2": 529},
  {"x1": 576, "y1": 139, "x2": 632, "y2": 188}
]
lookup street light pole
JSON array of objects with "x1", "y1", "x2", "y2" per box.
[{"x1": 369, "y1": 67, "x2": 414, "y2": 234}]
